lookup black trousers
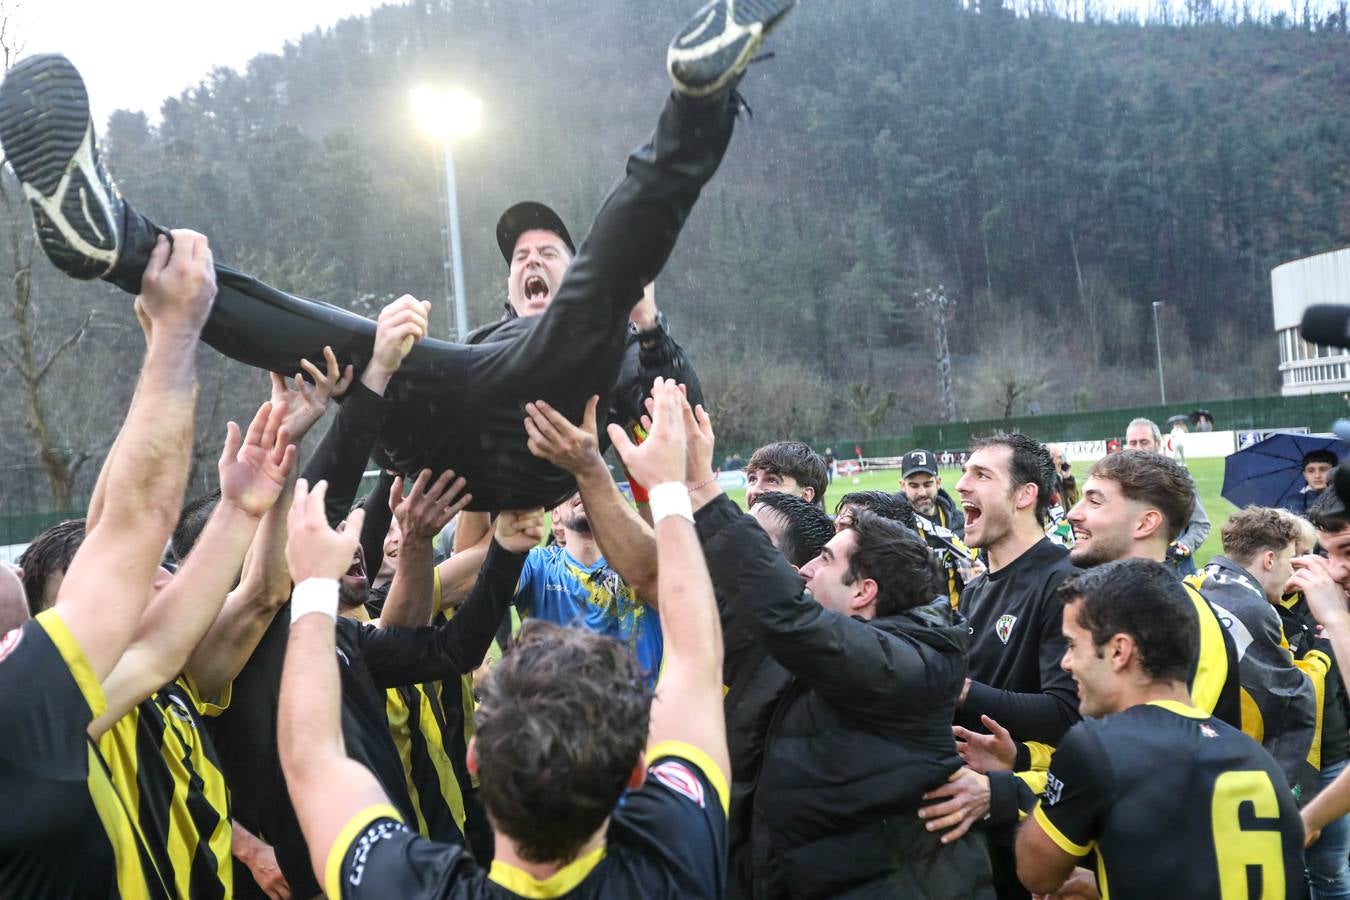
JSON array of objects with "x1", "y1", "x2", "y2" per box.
[{"x1": 110, "y1": 90, "x2": 737, "y2": 511}]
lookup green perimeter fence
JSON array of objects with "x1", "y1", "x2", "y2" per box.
[
  {"x1": 7, "y1": 394, "x2": 1349, "y2": 548},
  {"x1": 786, "y1": 393, "x2": 1350, "y2": 460}
]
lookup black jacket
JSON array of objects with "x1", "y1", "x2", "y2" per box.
[
  {"x1": 467, "y1": 309, "x2": 701, "y2": 428},
  {"x1": 698, "y1": 494, "x2": 994, "y2": 900}
]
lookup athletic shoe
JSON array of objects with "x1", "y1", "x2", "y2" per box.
[
  {"x1": 0, "y1": 53, "x2": 123, "y2": 280},
  {"x1": 667, "y1": 0, "x2": 797, "y2": 98}
]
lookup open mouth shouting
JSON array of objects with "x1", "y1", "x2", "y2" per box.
[
  {"x1": 962, "y1": 501, "x2": 981, "y2": 531},
  {"x1": 523, "y1": 274, "x2": 551, "y2": 309}
]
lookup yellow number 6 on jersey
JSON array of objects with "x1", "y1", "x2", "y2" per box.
[{"x1": 1212, "y1": 770, "x2": 1285, "y2": 899}]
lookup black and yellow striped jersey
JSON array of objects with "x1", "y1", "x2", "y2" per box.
[
  {"x1": 386, "y1": 674, "x2": 477, "y2": 844},
  {"x1": 0, "y1": 610, "x2": 170, "y2": 899},
  {"x1": 98, "y1": 675, "x2": 234, "y2": 900},
  {"x1": 384, "y1": 590, "x2": 483, "y2": 846}
]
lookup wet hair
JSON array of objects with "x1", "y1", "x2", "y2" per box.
[
  {"x1": 970, "y1": 433, "x2": 1055, "y2": 526},
  {"x1": 1058, "y1": 558, "x2": 1197, "y2": 684},
  {"x1": 1221, "y1": 506, "x2": 1297, "y2": 565},
  {"x1": 843, "y1": 511, "x2": 945, "y2": 617},
  {"x1": 18, "y1": 519, "x2": 87, "y2": 616},
  {"x1": 172, "y1": 489, "x2": 221, "y2": 563},
  {"x1": 1087, "y1": 451, "x2": 1196, "y2": 543},
  {"x1": 752, "y1": 491, "x2": 835, "y2": 567},
  {"x1": 747, "y1": 441, "x2": 829, "y2": 509},
  {"x1": 1310, "y1": 470, "x2": 1350, "y2": 533},
  {"x1": 474, "y1": 621, "x2": 651, "y2": 864},
  {"x1": 834, "y1": 490, "x2": 918, "y2": 533}
]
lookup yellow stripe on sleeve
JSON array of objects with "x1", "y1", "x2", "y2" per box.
[
  {"x1": 324, "y1": 803, "x2": 405, "y2": 900},
  {"x1": 646, "y1": 739, "x2": 730, "y2": 815},
  {"x1": 1032, "y1": 802, "x2": 1093, "y2": 857},
  {"x1": 36, "y1": 609, "x2": 106, "y2": 719}
]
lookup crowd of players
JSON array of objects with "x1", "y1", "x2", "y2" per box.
[
  {"x1": 7, "y1": 0, "x2": 1350, "y2": 897},
  {"x1": 10, "y1": 231, "x2": 1350, "y2": 900}
]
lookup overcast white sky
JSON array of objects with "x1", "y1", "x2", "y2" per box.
[
  {"x1": 8, "y1": 0, "x2": 1323, "y2": 123},
  {"x1": 11, "y1": 0, "x2": 402, "y2": 122}
]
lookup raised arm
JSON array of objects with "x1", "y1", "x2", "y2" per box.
[
  {"x1": 183, "y1": 357, "x2": 352, "y2": 700},
  {"x1": 92, "y1": 400, "x2": 295, "y2": 733},
  {"x1": 359, "y1": 510, "x2": 541, "y2": 687},
  {"x1": 525, "y1": 395, "x2": 659, "y2": 602},
  {"x1": 377, "y1": 469, "x2": 472, "y2": 629},
  {"x1": 300, "y1": 296, "x2": 428, "y2": 527},
  {"x1": 56, "y1": 231, "x2": 214, "y2": 680},
  {"x1": 277, "y1": 480, "x2": 392, "y2": 887},
  {"x1": 608, "y1": 378, "x2": 728, "y2": 779}
]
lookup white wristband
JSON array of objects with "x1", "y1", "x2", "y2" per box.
[
  {"x1": 291, "y1": 578, "x2": 339, "y2": 623},
  {"x1": 648, "y1": 481, "x2": 694, "y2": 524}
]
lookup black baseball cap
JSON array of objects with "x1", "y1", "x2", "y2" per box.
[
  {"x1": 901, "y1": 450, "x2": 939, "y2": 478},
  {"x1": 495, "y1": 201, "x2": 575, "y2": 265}
]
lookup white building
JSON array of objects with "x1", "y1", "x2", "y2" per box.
[{"x1": 1273, "y1": 247, "x2": 1350, "y2": 396}]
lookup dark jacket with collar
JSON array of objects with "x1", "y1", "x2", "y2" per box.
[
  {"x1": 466, "y1": 307, "x2": 703, "y2": 433},
  {"x1": 697, "y1": 494, "x2": 993, "y2": 900}
]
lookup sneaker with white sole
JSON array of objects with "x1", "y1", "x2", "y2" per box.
[
  {"x1": 0, "y1": 53, "x2": 124, "y2": 280},
  {"x1": 667, "y1": 0, "x2": 797, "y2": 98}
]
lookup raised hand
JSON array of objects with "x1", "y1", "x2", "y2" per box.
[
  {"x1": 389, "y1": 469, "x2": 472, "y2": 545},
  {"x1": 524, "y1": 396, "x2": 605, "y2": 476},
  {"x1": 269, "y1": 345, "x2": 354, "y2": 442},
  {"x1": 681, "y1": 397, "x2": 716, "y2": 485},
  {"x1": 285, "y1": 479, "x2": 364, "y2": 583},
  {"x1": 608, "y1": 377, "x2": 688, "y2": 490},
  {"x1": 495, "y1": 508, "x2": 547, "y2": 553},
  {"x1": 953, "y1": 714, "x2": 1016, "y2": 774},
  {"x1": 136, "y1": 230, "x2": 217, "y2": 339},
  {"x1": 364, "y1": 294, "x2": 432, "y2": 394},
  {"x1": 1289, "y1": 554, "x2": 1350, "y2": 629},
  {"x1": 219, "y1": 401, "x2": 298, "y2": 519}
]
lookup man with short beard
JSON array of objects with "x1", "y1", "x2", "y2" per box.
[
  {"x1": 1064, "y1": 450, "x2": 1239, "y2": 725},
  {"x1": 900, "y1": 449, "x2": 965, "y2": 537},
  {"x1": 513, "y1": 491, "x2": 662, "y2": 688}
]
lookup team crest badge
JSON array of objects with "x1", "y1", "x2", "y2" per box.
[
  {"x1": 1199, "y1": 723, "x2": 1219, "y2": 739},
  {"x1": 650, "y1": 761, "x2": 706, "y2": 808},
  {"x1": 995, "y1": 614, "x2": 1018, "y2": 644}
]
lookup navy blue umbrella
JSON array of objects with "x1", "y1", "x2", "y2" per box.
[{"x1": 1221, "y1": 433, "x2": 1348, "y2": 509}]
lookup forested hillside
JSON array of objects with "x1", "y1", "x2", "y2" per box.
[{"x1": 2, "y1": 0, "x2": 1348, "y2": 508}]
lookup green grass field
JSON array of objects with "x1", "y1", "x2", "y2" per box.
[{"x1": 719, "y1": 457, "x2": 1236, "y2": 569}]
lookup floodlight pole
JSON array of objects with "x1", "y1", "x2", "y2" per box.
[
  {"x1": 442, "y1": 141, "x2": 469, "y2": 342},
  {"x1": 1152, "y1": 300, "x2": 1166, "y2": 405}
]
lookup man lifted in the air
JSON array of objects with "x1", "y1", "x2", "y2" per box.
[{"x1": 0, "y1": 0, "x2": 787, "y2": 511}]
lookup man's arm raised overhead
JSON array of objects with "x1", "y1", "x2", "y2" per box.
[
  {"x1": 608, "y1": 378, "x2": 729, "y2": 784},
  {"x1": 57, "y1": 231, "x2": 214, "y2": 680}
]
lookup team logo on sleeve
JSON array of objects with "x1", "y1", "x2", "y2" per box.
[
  {"x1": 1044, "y1": 772, "x2": 1064, "y2": 806},
  {"x1": 1199, "y1": 723, "x2": 1219, "y2": 739},
  {"x1": 995, "y1": 614, "x2": 1018, "y2": 644},
  {"x1": 650, "y1": 761, "x2": 706, "y2": 808},
  {"x1": 0, "y1": 627, "x2": 21, "y2": 663}
]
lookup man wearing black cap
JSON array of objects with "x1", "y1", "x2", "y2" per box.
[
  {"x1": 468, "y1": 201, "x2": 702, "y2": 451},
  {"x1": 900, "y1": 448, "x2": 965, "y2": 537},
  {"x1": 0, "y1": 0, "x2": 781, "y2": 512}
]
